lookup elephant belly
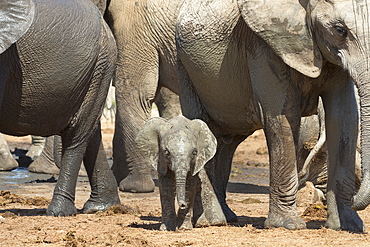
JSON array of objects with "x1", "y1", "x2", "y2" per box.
[{"x1": 177, "y1": 0, "x2": 261, "y2": 134}]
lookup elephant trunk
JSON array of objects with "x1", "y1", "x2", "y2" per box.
[
  {"x1": 175, "y1": 169, "x2": 188, "y2": 210},
  {"x1": 352, "y1": 59, "x2": 370, "y2": 211},
  {"x1": 352, "y1": 86, "x2": 370, "y2": 210}
]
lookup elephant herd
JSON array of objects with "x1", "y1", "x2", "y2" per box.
[{"x1": 0, "y1": 0, "x2": 369, "y2": 232}]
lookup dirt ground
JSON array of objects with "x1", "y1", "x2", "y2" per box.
[{"x1": 1, "y1": 119, "x2": 370, "y2": 246}]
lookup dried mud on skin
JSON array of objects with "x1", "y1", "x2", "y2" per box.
[{"x1": 1, "y1": 129, "x2": 370, "y2": 246}]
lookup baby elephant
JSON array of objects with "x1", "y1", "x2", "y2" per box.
[{"x1": 136, "y1": 116, "x2": 226, "y2": 231}]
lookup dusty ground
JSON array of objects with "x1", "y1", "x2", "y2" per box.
[{"x1": 1, "y1": 119, "x2": 370, "y2": 246}]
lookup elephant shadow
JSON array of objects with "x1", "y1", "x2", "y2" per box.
[
  {"x1": 132, "y1": 212, "x2": 326, "y2": 231},
  {"x1": 0, "y1": 208, "x2": 47, "y2": 216},
  {"x1": 230, "y1": 216, "x2": 326, "y2": 229},
  {"x1": 129, "y1": 215, "x2": 162, "y2": 230},
  {"x1": 226, "y1": 182, "x2": 269, "y2": 194}
]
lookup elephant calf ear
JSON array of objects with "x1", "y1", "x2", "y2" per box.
[
  {"x1": 0, "y1": 0, "x2": 35, "y2": 54},
  {"x1": 135, "y1": 117, "x2": 172, "y2": 175},
  {"x1": 189, "y1": 119, "x2": 217, "y2": 176},
  {"x1": 238, "y1": 0, "x2": 322, "y2": 78}
]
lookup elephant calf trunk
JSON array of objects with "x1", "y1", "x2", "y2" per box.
[{"x1": 176, "y1": 175, "x2": 187, "y2": 210}]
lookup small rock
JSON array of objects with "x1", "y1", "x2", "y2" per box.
[
  {"x1": 246, "y1": 161, "x2": 269, "y2": 167},
  {"x1": 297, "y1": 181, "x2": 323, "y2": 210},
  {"x1": 256, "y1": 147, "x2": 268, "y2": 155},
  {"x1": 0, "y1": 216, "x2": 5, "y2": 223}
]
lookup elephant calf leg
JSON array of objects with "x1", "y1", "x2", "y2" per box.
[{"x1": 159, "y1": 174, "x2": 177, "y2": 231}]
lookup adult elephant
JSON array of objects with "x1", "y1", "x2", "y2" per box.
[
  {"x1": 0, "y1": 0, "x2": 120, "y2": 216},
  {"x1": 105, "y1": 0, "x2": 183, "y2": 193},
  {"x1": 176, "y1": 0, "x2": 369, "y2": 231}
]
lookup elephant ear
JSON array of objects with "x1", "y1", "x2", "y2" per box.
[
  {"x1": 0, "y1": 0, "x2": 36, "y2": 54},
  {"x1": 188, "y1": 119, "x2": 217, "y2": 176},
  {"x1": 135, "y1": 117, "x2": 172, "y2": 175},
  {"x1": 238, "y1": 0, "x2": 322, "y2": 78}
]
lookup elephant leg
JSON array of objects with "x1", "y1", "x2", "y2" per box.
[
  {"x1": 194, "y1": 168, "x2": 226, "y2": 227},
  {"x1": 155, "y1": 87, "x2": 181, "y2": 120},
  {"x1": 263, "y1": 112, "x2": 306, "y2": 230},
  {"x1": 0, "y1": 133, "x2": 18, "y2": 171},
  {"x1": 158, "y1": 172, "x2": 177, "y2": 231},
  {"x1": 46, "y1": 136, "x2": 86, "y2": 216},
  {"x1": 111, "y1": 42, "x2": 159, "y2": 193},
  {"x1": 25, "y1": 135, "x2": 45, "y2": 160},
  {"x1": 83, "y1": 123, "x2": 121, "y2": 213},
  {"x1": 322, "y1": 77, "x2": 364, "y2": 232},
  {"x1": 47, "y1": 20, "x2": 115, "y2": 216},
  {"x1": 28, "y1": 135, "x2": 87, "y2": 176},
  {"x1": 28, "y1": 136, "x2": 60, "y2": 174},
  {"x1": 212, "y1": 134, "x2": 246, "y2": 223}
]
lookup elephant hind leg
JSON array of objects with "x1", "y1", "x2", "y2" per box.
[
  {"x1": 212, "y1": 134, "x2": 247, "y2": 223},
  {"x1": 82, "y1": 123, "x2": 121, "y2": 213},
  {"x1": 28, "y1": 136, "x2": 59, "y2": 174}
]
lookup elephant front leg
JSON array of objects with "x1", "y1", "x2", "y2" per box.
[
  {"x1": 82, "y1": 124, "x2": 121, "y2": 213},
  {"x1": 155, "y1": 87, "x2": 181, "y2": 120},
  {"x1": 158, "y1": 172, "x2": 177, "y2": 231},
  {"x1": 263, "y1": 115, "x2": 306, "y2": 230},
  {"x1": 322, "y1": 80, "x2": 364, "y2": 232},
  {"x1": 111, "y1": 48, "x2": 160, "y2": 193}
]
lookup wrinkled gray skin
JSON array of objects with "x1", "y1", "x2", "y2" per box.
[
  {"x1": 105, "y1": 0, "x2": 183, "y2": 193},
  {"x1": 28, "y1": 135, "x2": 87, "y2": 176},
  {"x1": 298, "y1": 99, "x2": 362, "y2": 195},
  {"x1": 176, "y1": 0, "x2": 370, "y2": 231},
  {"x1": 136, "y1": 116, "x2": 226, "y2": 231},
  {"x1": 0, "y1": 0, "x2": 120, "y2": 216}
]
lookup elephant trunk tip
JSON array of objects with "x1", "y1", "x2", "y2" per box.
[
  {"x1": 352, "y1": 195, "x2": 368, "y2": 211},
  {"x1": 351, "y1": 172, "x2": 370, "y2": 211}
]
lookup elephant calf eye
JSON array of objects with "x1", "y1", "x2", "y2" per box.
[
  {"x1": 164, "y1": 149, "x2": 170, "y2": 156},
  {"x1": 192, "y1": 150, "x2": 198, "y2": 156},
  {"x1": 334, "y1": 26, "x2": 347, "y2": 39}
]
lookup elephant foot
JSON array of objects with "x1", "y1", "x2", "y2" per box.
[
  {"x1": 160, "y1": 221, "x2": 176, "y2": 231},
  {"x1": 28, "y1": 158, "x2": 60, "y2": 174},
  {"x1": 46, "y1": 196, "x2": 77, "y2": 216},
  {"x1": 220, "y1": 202, "x2": 237, "y2": 222},
  {"x1": 178, "y1": 220, "x2": 193, "y2": 231},
  {"x1": 25, "y1": 145, "x2": 43, "y2": 160},
  {"x1": 82, "y1": 186, "x2": 121, "y2": 214},
  {"x1": 195, "y1": 213, "x2": 210, "y2": 228},
  {"x1": 264, "y1": 212, "x2": 306, "y2": 230},
  {"x1": 119, "y1": 173, "x2": 155, "y2": 193},
  {"x1": 82, "y1": 199, "x2": 121, "y2": 214},
  {"x1": 326, "y1": 207, "x2": 365, "y2": 232},
  {"x1": 0, "y1": 155, "x2": 18, "y2": 171}
]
